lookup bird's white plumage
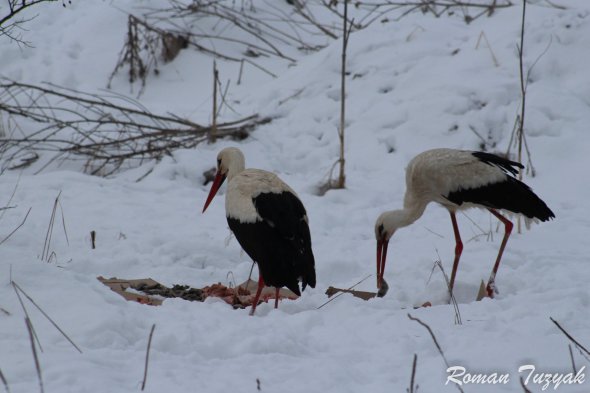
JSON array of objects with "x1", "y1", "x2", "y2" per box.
[
  {"x1": 373, "y1": 147, "x2": 554, "y2": 298},
  {"x1": 375, "y1": 148, "x2": 519, "y2": 238},
  {"x1": 215, "y1": 148, "x2": 299, "y2": 223},
  {"x1": 225, "y1": 168, "x2": 297, "y2": 223},
  {"x1": 403, "y1": 148, "x2": 507, "y2": 211}
]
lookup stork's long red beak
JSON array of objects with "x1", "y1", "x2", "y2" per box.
[
  {"x1": 376, "y1": 239, "x2": 389, "y2": 289},
  {"x1": 202, "y1": 171, "x2": 226, "y2": 213}
]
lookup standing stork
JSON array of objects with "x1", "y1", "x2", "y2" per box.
[
  {"x1": 374, "y1": 148, "x2": 554, "y2": 299},
  {"x1": 202, "y1": 147, "x2": 316, "y2": 315}
]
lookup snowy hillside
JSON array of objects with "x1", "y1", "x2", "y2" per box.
[{"x1": 1, "y1": 1, "x2": 589, "y2": 392}]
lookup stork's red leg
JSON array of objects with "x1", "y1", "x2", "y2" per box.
[
  {"x1": 486, "y1": 209, "x2": 513, "y2": 298},
  {"x1": 249, "y1": 275, "x2": 265, "y2": 316},
  {"x1": 274, "y1": 288, "x2": 280, "y2": 309},
  {"x1": 448, "y1": 211, "x2": 463, "y2": 296}
]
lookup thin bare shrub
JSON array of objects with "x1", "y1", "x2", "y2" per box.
[{"x1": 0, "y1": 80, "x2": 270, "y2": 176}]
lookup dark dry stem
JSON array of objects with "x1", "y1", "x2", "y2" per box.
[
  {"x1": 550, "y1": 317, "x2": 590, "y2": 360},
  {"x1": 41, "y1": 191, "x2": 60, "y2": 262},
  {"x1": 0, "y1": 80, "x2": 270, "y2": 176},
  {"x1": 519, "y1": 376, "x2": 532, "y2": 393},
  {"x1": 141, "y1": 324, "x2": 156, "y2": 391},
  {"x1": 336, "y1": 0, "x2": 351, "y2": 190},
  {"x1": 0, "y1": 0, "x2": 58, "y2": 47},
  {"x1": 407, "y1": 354, "x2": 418, "y2": 393},
  {"x1": 210, "y1": 61, "x2": 218, "y2": 143},
  {"x1": 11, "y1": 282, "x2": 43, "y2": 352},
  {"x1": 25, "y1": 317, "x2": 44, "y2": 393},
  {"x1": 0, "y1": 368, "x2": 10, "y2": 393},
  {"x1": 568, "y1": 344, "x2": 577, "y2": 374},
  {"x1": 407, "y1": 313, "x2": 464, "y2": 393},
  {"x1": 0, "y1": 207, "x2": 31, "y2": 247},
  {"x1": 0, "y1": 172, "x2": 21, "y2": 221},
  {"x1": 111, "y1": 0, "x2": 337, "y2": 92},
  {"x1": 430, "y1": 260, "x2": 461, "y2": 324},
  {"x1": 354, "y1": 0, "x2": 512, "y2": 26},
  {"x1": 12, "y1": 281, "x2": 82, "y2": 353}
]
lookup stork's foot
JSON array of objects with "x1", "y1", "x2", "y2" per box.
[
  {"x1": 486, "y1": 278, "x2": 500, "y2": 299},
  {"x1": 476, "y1": 279, "x2": 498, "y2": 301},
  {"x1": 376, "y1": 278, "x2": 389, "y2": 298}
]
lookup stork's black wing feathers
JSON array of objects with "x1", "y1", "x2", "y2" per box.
[
  {"x1": 472, "y1": 151, "x2": 524, "y2": 176},
  {"x1": 252, "y1": 191, "x2": 316, "y2": 290},
  {"x1": 446, "y1": 175, "x2": 555, "y2": 222}
]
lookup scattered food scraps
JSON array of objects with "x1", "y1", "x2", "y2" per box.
[{"x1": 97, "y1": 276, "x2": 298, "y2": 309}]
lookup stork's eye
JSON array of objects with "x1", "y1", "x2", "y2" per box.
[
  {"x1": 217, "y1": 158, "x2": 221, "y2": 167},
  {"x1": 377, "y1": 224, "x2": 385, "y2": 237}
]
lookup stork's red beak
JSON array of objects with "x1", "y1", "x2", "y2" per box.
[
  {"x1": 376, "y1": 239, "x2": 389, "y2": 289},
  {"x1": 202, "y1": 170, "x2": 226, "y2": 213}
]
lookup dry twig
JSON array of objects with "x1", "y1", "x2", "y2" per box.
[
  {"x1": 0, "y1": 0, "x2": 62, "y2": 46},
  {"x1": 519, "y1": 376, "x2": 532, "y2": 393},
  {"x1": 0, "y1": 207, "x2": 31, "y2": 247},
  {"x1": 41, "y1": 191, "x2": 68, "y2": 262},
  {"x1": 568, "y1": 344, "x2": 577, "y2": 374},
  {"x1": 12, "y1": 281, "x2": 82, "y2": 353},
  {"x1": 0, "y1": 368, "x2": 9, "y2": 393},
  {"x1": 351, "y1": 0, "x2": 512, "y2": 27},
  {"x1": 407, "y1": 354, "x2": 418, "y2": 393},
  {"x1": 0, "y1": 80, "x2": 270, "y2": 176},
  {"x1": 141, "y1": 324, "x2": 156, "y2": 391},
  {"x1": 429, "y1": 260, "x2": 461, "y2": 324},
  {"x1": 317, "y1": 275, "x2": 372, "y2": 309},
  {"x1": 337, "y1": 0, "x2": 352, "y2": 189},
  {"x1": 11, "y1": 282, "x2": 43, "y2": 352},
  {"x1": 25, "y1": 318, "x2": 44, "y2": 393},
  {"x1": 407, "y1": 313, "x2": 464, "y2": 393},
  {"x1": 550, "y1": 317, "x2": 590, "y2": 361}
]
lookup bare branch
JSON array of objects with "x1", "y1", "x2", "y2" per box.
[
  {"x1": 407, "y1": 313, "x2": 464, "y2": 393},
  {"x1": 141, "y1": 324, "x2": 156, "y2": 391},
  {"x1": 0, "y1": 80, "x2": 270, "y2": 176},
  {"x1": 568, "y1": 344, "x2": 577, "y2": 374},
  {"x1": 520, "y1": 376, "x2": 532, "y2": 393},
  {"x1": 1, "y1": 0, "x2": 62, "y2": 46},
  {"x1": 12, "y1": 281, "x2": 83, "y2": 353},
  {"x1": 11, "y1": 281, "x2": 43, "y2": 353},
  {"x1": 550, "y1": 317, "x2": 590, "y2": 361},
  {"x1": 0, "y1": 367, "x2": 10, "y2": 393},
  {"x1": 407, "y1": 354, "x2": 418, "y2": 393},
  {"x1": 0, "y1": 207, "x2": 31, "y2": 247},
  {"x1": 24, "y1": 318, "x2": 44, "y2": 393}
]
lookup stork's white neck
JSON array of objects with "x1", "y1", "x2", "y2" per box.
[
  {"x1": 386, "y1": 207, "x2": 422, "y2": 229},
  {"x1": 381, "y1": 199, "x2": 427, "y2": 233},
  {"x1": 225, "y1": 154, "x2": 245, "y2": 181}
]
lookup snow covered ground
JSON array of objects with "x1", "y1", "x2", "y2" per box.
[{"x1": 1, "y1": 1, "x2": 589, "y2": 392}]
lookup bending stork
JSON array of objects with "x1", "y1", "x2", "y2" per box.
[
  {"x1": 374, "y1": 148, "x2": 554, "y2": 298},
  {"x1": 202, "y1": 147, "x2": 316, "y2": 315}
]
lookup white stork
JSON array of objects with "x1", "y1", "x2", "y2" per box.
[
  {"x1": 374, "y1": 148, "x2": 554, "y2": 299},
  {"x1": 202, "y1": 147, "x2": 316, "y2": 315}
]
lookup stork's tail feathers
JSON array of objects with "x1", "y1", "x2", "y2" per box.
[
  {"x1": 447, "y1": 176, "x2": 555, "y2": 222},
  {"x1": 511, "y1": 177, "x2": 555, "y2": 222},
  {"x1": 301, "y1": 254, "x2": 316, "y2": 291}
]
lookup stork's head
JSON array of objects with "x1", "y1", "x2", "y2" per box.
[
  {"x1": 202, "y1": 147, "x2": 245, "y2": 213},
  {"x1": 374, "y1": 210, "x2": 407, "y2": 294}
]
